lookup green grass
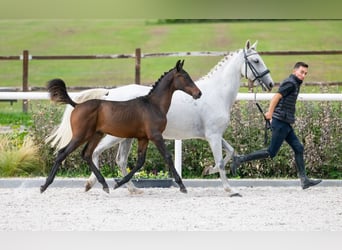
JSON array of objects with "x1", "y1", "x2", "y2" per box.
[{"x1": 1, "y1": 20, "x2": 342, "y2": 88}]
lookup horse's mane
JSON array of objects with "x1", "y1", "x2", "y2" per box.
[
  {"x1": 198, "y1": 50, "x2": 239, "y2": 81},
  {"x1": 147, "y1": 67, "x2": 174, "y2": 96}
]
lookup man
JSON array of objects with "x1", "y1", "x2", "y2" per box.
[{"x1": 231, "y1": 62, "x2": 322, "y2": 189}]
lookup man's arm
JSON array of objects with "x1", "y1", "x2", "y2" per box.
[{"x1": 265, "y1": 93, "x2": 282, "y2": 120}]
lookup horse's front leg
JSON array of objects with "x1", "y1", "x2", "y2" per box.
[
  {"x1": 222, "y1": 138, "x2": 234, "y2": 167},
  {"x1": 207, "y1": 135, "x2": 241, "y2": 197},
  {"x1": 206, "y1": 138, "x2": 235, "y2": 174},
  {"x1": 152, "y1": 135, "x2": 187, "y2": 193},
  {"x1": 113, "y1": 139, "x2": 148, "y2": 190}
]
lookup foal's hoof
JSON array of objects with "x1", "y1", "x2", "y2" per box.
[
  {"x1": 113, "y1": 183, "x2": 119, "y2": 190},
  {"x1": 40, "y1": 186, "x2": 46, "y2": 194},
  {"x1": 180, "y1": 187, "x2": 187, "y2": 193},
  {"x1": 103, "y1": 187, "x2": 110, "y2": 193},
  {"x1": 230, "y1": 192, "x2": 242, "y2": 197}
]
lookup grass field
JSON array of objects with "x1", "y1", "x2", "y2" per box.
[
  {"x1": 1, "y1": 19, "x2": 342, "y2": 88},
  {"x1": 0, "y1": 19, "x2": 341, "y2": 115},
  {"x1": 1, "y1": 20, "x2": 341, "y2": 178}
]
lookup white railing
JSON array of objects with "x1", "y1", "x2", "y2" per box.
[
  {"x1": 1, "y1": 92, "x2": 341, "y2": 176},
  {"x1": 1, "y1": 92, "x2": 342, "y2": 101}
]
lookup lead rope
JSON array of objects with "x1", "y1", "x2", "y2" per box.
[{"x1": 254, "y1": 86, "x2": 271, "y2": 146}]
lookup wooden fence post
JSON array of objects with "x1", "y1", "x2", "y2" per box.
[
  {"x1": 135, "y1": 48, "x2": 141, "y2": 84},
  {"x1": 22, "y1": 50, "x2": 29, "y2": 113}
]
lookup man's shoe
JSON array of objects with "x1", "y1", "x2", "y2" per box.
[{"x1": 301, "y1": 178, "x2": 322, "y2": 189}]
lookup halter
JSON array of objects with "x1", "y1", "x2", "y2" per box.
[{"x1": 243, "y1": 49, "x2": 270, "y2": 90}]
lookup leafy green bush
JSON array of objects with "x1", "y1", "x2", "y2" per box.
[{"x1": 27, "y1": 98, "x2": 341, "y2": 179}]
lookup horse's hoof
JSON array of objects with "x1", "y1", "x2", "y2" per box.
[
  {"x1": 103, "y1": 187, "x2": 110, "y2": 193},
  {"x1": 113, "y1": 183, "x2": 119, "y2": 190},
  {"x1": 230, "y1": 192, "x2": 242, "y2": 197},
  {"x1": 85, "y1": 183, "x2": 92, "y2": 192},
  {"x1": 40, "y1": 186, "x2": 46, "y2": 193},
  {"x1": 128, "y1": 188, "x2": 144, "y2": 195},
  {"x1": 180, "y1": 188, "x2": 187, "y2": 193},
  {"x1": 201, "y1": 166, "x2": 211, "y2": 176}
]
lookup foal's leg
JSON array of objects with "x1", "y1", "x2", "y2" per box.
[
  {"x1": 86, "y1": 135, "x2": 121, "y2": 191},
  {"x1": 114, "y1": 139, "x2": 149, "y2": 189},
  {"x1": 152, "y1": 135, "x2": 187, "y2": 193},
  {"x1": 40, "y1": 139, "x2": 81, "y2": 193},
  {"x1": 207, "y1": 135, "x2": 241, "y2": 197},
  {"x1": 86, "y1": 137, "x2": 140, "y2": 193},
  {"x1": 82, "y1": 132, "x2": 109, "y2": 193}
]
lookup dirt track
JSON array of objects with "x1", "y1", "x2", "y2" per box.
[{"x1": 1, "y1": 185, "x2": 341, "y2": 231}]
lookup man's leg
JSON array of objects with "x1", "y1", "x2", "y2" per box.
[
  {"x1": 286, "y1": 128, "x2": 322, "y2": 189},
  {"x1": 231, "y1": 118, "x2": 287, "y2": 175}
]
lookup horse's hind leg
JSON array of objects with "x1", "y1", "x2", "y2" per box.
[
  {"x1": 152, "y1": 135, "x2": 187, "y2": 193},
  {"x1": 115, "y1": 139, "x2": 142, "y2": 194},
  {"x1": 114, "y1": 139, "x2": 148, "y2": 190},
  {"x1": 222, "y1": 138, "x2": 234, "y2": 167},
  {"x1": 82, "y1": 133, "x2": 109, "y2": 193},
  {"x1": 40, "y1": 139, "x2": 81, "y2": 193},
  {"x1": 85, "y1": 135, "x2": 120, "y2": 191}
]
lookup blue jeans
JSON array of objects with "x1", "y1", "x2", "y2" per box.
[{"x1": 267, "y1": 118, "x2": 304, "y2": 158}]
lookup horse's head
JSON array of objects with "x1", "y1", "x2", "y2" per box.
[
  {"x1": 173, "y1": 60, "x2": 202, "y2": 99},
  {"x1": 241, "y1": 40, "x2": 274, "y2": 91}
]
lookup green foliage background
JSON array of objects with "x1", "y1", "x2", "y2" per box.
[
  {"x1": 26, "y1": 96, "x2": 341, "y2": 179},
  {"x1": 1, "y1": 20, "x2": 341, "y2": 178}
]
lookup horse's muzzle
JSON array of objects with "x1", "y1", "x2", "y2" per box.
[{"x1": 193, "y1": 91, "x2": 202, "y2": 99}]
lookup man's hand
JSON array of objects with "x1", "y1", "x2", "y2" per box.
[{"x1": 265, "y1": 111, "x2": 272, "y2": 120}]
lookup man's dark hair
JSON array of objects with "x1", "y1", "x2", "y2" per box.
[{"x1": 294, "y1": 62, "x2": 309, "y2": 69}]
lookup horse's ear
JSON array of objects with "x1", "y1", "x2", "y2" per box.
[
  {"x1": 176, "y1": 60, "x2": 181, "y2": 71},
  {"x1": 176, "y1": 59, "x2": 184, "y2": 72},
  {"x1": 245, "y1": 40, "x2": 251, "y2": 50},
  {"x1": 180, "y1": 60, "x2": 185, "y2": 68},
  {"x1": 251, "y1": 40, "x2": 258, "y2": 50}
]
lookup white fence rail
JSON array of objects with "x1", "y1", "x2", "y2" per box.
[
  {"x1": 1, "y1": 92, "x2": 341, "y2": 176},
  {"x1": 0, "y1": 92, "x2": 342, "y2": 101}
]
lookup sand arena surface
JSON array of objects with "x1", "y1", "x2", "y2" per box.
[{"x1": 0, "y1": 185, "x2": 341, "y2": 231}]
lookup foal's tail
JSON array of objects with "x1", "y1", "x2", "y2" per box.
[
  {"x1": 45, "y1": 81, "x2": 109, "y2": 151},
  {"x1": 47, "y1": 78, "x2": 77, "y2": 107}
]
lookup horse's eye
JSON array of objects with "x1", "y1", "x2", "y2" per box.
[{"x1": 254, "y1": 59, "x2": 259, "y2": 63}]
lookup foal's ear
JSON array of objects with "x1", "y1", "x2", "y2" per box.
[{"x1": 176, "y1": 59, "x2": 184, "y2": 72}]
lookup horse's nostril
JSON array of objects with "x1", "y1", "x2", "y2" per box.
[{"x1": 193, "y1": 91, "x2": 202, "y2": 99}]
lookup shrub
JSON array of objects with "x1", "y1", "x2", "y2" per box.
[
  {"x1": 29, "y1": 98, "x2": 342, "y2": 179},
  {"x1": 0, "y1": 133, "x2": 44, "y2": 176}
]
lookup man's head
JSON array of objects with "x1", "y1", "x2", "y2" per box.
[{"x1": 293, "y1": 62, "x2": 309, "y2": 81}]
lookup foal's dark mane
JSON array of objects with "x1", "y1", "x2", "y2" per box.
[{"x1": 147, "y1": 67, "x2": 174, "y2": 96}]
